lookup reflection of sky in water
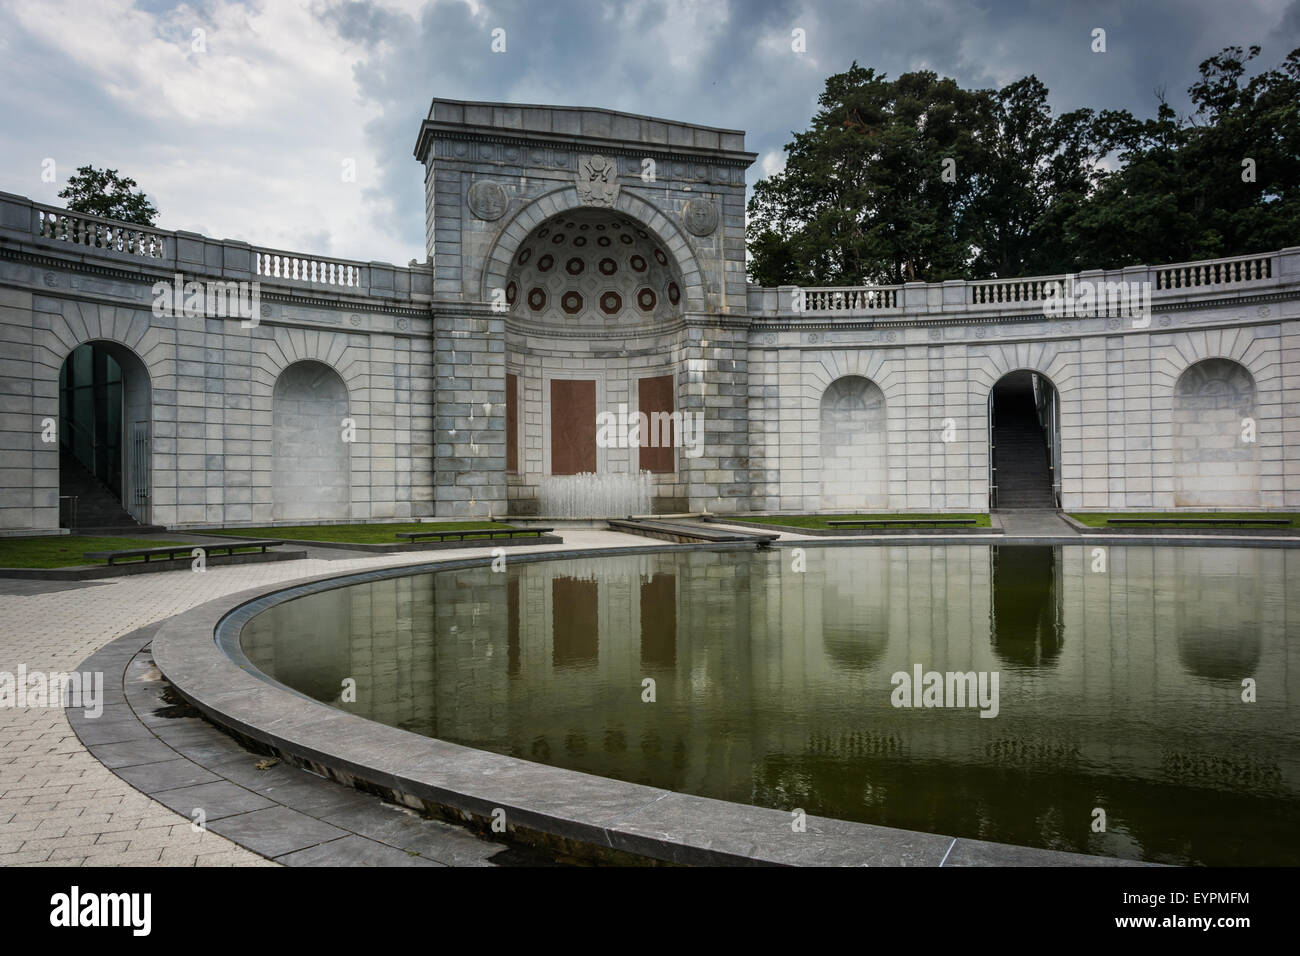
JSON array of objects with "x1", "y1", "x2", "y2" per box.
[{"x1": 240, "y1": 545, "x2": 1300, "y2": 865}]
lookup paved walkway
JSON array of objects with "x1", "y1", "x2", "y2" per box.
[
  {"x1": 0, "y1": 529, "x2": 651, "y2": 866},
  {"x1": 991, "y1": 509, "x2": 1080, "y2": 535}
]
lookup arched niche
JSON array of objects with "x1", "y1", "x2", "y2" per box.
[
  {"x1": 1173, "y1": 358, "x2": 1259, "y2": 508},
  {"x1": 819, "y1": 375, "x2": 888, "y2": 511},
  {"x1": 272, "y1": 361, "x2": 351, "y2": 521}
]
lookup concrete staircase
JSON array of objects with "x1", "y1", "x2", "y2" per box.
[
  {"x1": 992, "y1": 378, "x2": 1056, "y2": 510},
  {"x1": 59, "y1": 448, "x2": 161, "y2": 533}
]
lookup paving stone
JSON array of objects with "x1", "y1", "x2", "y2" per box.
[
  {"x1": 114, "y1": 757, "x2": 220, "y2": 794},
  {"x1": 207, "y1": 806, "x2": 349, "y2": 857},
  {"x1": 85, "y1": 737, "x2": 179, "y2": 769},
  {"x1": 278, "y1": 834, "x2": 446, "y2": 867},
  {"x1": 150, "y1": 781, "x2": 276, "y2": 821}
]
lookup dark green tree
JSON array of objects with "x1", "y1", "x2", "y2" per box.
[
  {"x1": 1065, "y1": 45, "x2": 1300, "y2": 267},
  {"x1": 749, "y1": 45, "x2": 1300, "y2": 284},
  {"x1": 965, "y1": 77, "x2": 1102, "y2": 277},
  {"x1": 57, "y1": 166, "x2": 158, "y2": 226},
  {"x1": 747, "y1": 63, "x2": 991, "y2": 286}
]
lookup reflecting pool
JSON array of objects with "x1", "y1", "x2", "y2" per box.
[{"x1": 239, "y1": 545, "x2": 1300, "y2": 864}]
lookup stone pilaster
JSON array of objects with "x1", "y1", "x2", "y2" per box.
[
  {"x1": 432, "y1": 307, "x2": 506, "y2": 517},
  {"x1": 680, "y1": 316, "x2": 751, "y2": 513}
]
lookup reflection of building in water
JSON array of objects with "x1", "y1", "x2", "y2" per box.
[
  {"x1": 990, "y1": 545, "x2": 1064, "y2": 667},
  {"x1": 1172, "y1": 548, "x2": 1263, "y2": 683},
  {"x1": 241, "y1": 544, "x2": 1300, "y2": 863}
]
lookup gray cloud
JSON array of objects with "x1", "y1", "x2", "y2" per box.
[{"x1": 2, "y1": 0, "x2": 1295, "y2": 264}]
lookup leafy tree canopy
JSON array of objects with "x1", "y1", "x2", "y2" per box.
[
  {"x1": 748, "y1": 45, "x2": 1300, "y2": 285},
  {"x1": 57, "y1": 166, "x2": 159, "y2": 226}
]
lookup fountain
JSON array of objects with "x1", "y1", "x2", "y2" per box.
[{"x1": 538, "y1": 471, "x2": 654, "y2": 518}]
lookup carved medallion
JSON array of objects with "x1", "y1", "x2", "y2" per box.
[
  {"x1": 576, "y1": 154, "x2": 619, "y2": 207},
  {"x1": 467, "y1": 181, "x2": 508, "y2": 221},
  {"x1": 682, "y1": 198, "x2": 718, "y2": 237}
]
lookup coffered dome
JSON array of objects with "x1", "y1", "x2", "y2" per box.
[{"x1": 506, "y1": 209, "x2": 683, "y2": 329}]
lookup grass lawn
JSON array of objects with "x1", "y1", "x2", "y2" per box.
[
  {"x1": 722, "y1": 513, "x2": 992, "y2": 529},
  {"x1": 1069, "y1": 511, "x2": 1300, "y2": 528},
  {"x1": 197, "y1": 520, "x2": 512, "y2": 544},
  {"x1": 0, "y1": 535, "x2": 194, "y2": 568}
]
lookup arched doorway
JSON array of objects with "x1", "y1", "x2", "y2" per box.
[
  {"x1": 272, "y1": 361, "x2": 351, "y2": 521},
  {"x1": 989, "y1": 370, "x2": 1060, "y2": 510},
  {"x1": 819, "y1": 375, "x2": 887, "y2": 510},
  {"x1": 58, "y1": 341, "x2": 152, "y2": 529},
  {"x1": 1173, "y1": 358, "x2": 1258, "y2": 507}
]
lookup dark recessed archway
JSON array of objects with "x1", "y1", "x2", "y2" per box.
[
  {"x1": 989, "y1": 370, "x2": 1060, "y2": 510},
  {"x1": 57, "y1": 340, "x2": 152, "y2": 529}
]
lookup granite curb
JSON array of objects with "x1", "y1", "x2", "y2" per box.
[{"x1": 67, "y1": 623, "x2": 538, "y2": 867}]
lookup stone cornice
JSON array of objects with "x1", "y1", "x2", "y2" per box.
[{"x1": 415, "y1": 122, "x2": 757, "y2": 169}]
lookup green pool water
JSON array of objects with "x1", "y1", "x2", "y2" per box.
[{"x1": 239, "y1": 544, "x2": 1300, "y2": 865}]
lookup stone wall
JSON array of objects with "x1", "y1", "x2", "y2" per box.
[
  {"x1": 0, "y1": 191, "x2": 434, "y2": 532},
  {"x1": 0, "y1": 98, "x2": 1297, "y2": 534}
]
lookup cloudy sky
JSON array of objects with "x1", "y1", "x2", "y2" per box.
[{"x1": 1, "y1": 0, "x2": 1297, "y2": 266}]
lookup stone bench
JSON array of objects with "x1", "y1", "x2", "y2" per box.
[
  {"x1": 828, "y1": 518, "x2": 979, "y2": 528},
  {"x1": 395, "y1": 528, "x2": 554, "y2": 543},
  {"x1": 1104, "y1": 517, "x2": 1289, "y2": 527},
  {"x1": 84, "y1": 540, "x2": 285, "y2": 566}
]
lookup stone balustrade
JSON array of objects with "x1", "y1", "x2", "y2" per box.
[
  {"x1": 1154, "y1": 252, "x2": 1273, "y2": 290},
  {"x1": 0, "y1": 191, "x2": 431, "y2": 304},
  {"x1": 800, "y1": 286, "x2": 900, "y2": 312},
  {"x1": 968, "y1": 274, "x2": 1069, "y2": 306},
  {"x1": 747, "y1": 247, "x2": 1297, "y2": 319},
  {"x1": 254, "y1": 248, "x2": 365, "y2": 288},
  {"x1": 33, "y1": 203, "x2": 167, "y2": 258}
]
